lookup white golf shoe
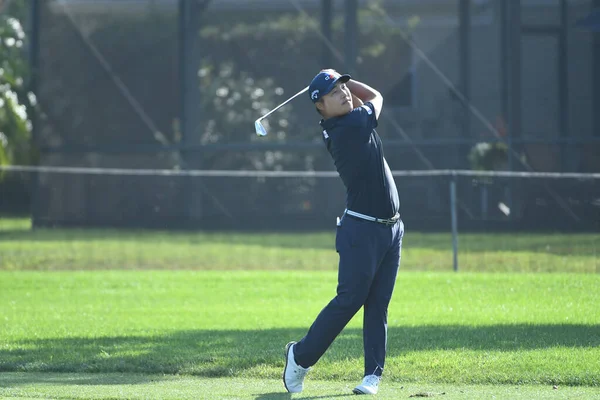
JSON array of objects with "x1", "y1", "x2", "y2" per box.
[
  {"x1": 353, "y1": 374, "x2": 381, "y2": 395},
  {"x1": 282, "y1": 341, "x2": 309, "y2": 393}
]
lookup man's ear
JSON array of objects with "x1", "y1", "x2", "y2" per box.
[{"x1": 315, "y1": 100, "x2": 325, "y2": 113}]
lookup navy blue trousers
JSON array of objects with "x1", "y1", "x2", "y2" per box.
[{"x1": 293, "y1": 214, "x2": 404, "y2": 377}]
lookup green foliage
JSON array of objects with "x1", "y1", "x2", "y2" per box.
[
  {"x1": 197, "y1": 62, "x2": 300, "y2": 170},
  {"x1": 468, "y1": 141, "x2": 509, "y2": 171},
  {"x1": 198, "y1": 63, "x2": 292, "y2": 145},
  {"x1": 28, "y1": 1, "x2": 415, "y2": 171},
  {"x1": 193, "y1": 2, "x2": 415, "y2": 171},
  {"x1": 0, "y1": 2, "x2": 34, "y2": 169}
]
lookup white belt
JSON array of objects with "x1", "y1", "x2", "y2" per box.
[{"x1": 345, "y1": 209, "x2": 400, "y2": 226}]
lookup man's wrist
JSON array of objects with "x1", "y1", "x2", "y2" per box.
[{"x1": 346, "y1": 80, "x2": 371, "y2": 102}]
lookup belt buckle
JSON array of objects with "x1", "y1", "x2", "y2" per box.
[{"x1": 383, "y1": 214, "x2": 399, "y2": 226}]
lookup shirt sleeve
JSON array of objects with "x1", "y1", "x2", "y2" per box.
[
  {"x1": 359, "y1": 102, "x2": 379, "y2": 128},
  {"x1": 327, "y1": 101, "x2": 379, "y2": 148},
  {"x1": 340, "y1": 101, "x2": 378, "y2": 130},
  {"x1": 328, "y1": 101, "x2": 378, "y2": 146}
]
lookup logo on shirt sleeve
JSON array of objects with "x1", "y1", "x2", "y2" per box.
[
  {"x1": 322, "y1": 129, "x2": 329, "y2": 139},
  {"x1": 361, "y1": 104, "x2": 373, "y2": 115}
]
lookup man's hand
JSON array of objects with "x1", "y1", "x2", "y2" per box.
[{"x1": 320, "y1": 68, "x2": 338, "y2": 74}]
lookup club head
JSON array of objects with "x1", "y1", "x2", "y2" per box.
[{"x1": 255, "y1": 119, "x2": 267, "y2": 136}]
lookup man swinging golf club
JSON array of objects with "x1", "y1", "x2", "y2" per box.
[{"x1": 282, "y1": 69, "x2": 404, "y2": 395}]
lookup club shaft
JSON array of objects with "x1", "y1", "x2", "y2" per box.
[{"x1": 259, "y1": 86, "x2": 309, "y2": 121}]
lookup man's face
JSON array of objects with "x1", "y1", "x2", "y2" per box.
[{"x1": 317, "y1": 82, "x2": 353, "y2": 118}]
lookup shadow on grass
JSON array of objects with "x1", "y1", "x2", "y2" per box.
[
  {"x1": 0, "y1": 372, "x2": 159, "y2": 386},
  {"x1": 0, "y1": 324, "x2": 598, "y2": 382},
  {"x1": 255, "y1": 392, "x2": 292, "y2": 400},
  {"x1": 254, "y1": 394, "x2": 350, "y2": 400},
  {"x1": 0, "y1": 228, "x2": 335, "y2": 250},
  {"x1": 254, "y1": 393, "x2": 291, "y2": 400}
]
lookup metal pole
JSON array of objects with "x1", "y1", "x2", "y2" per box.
[
  {"x1": 499, "y1": 1, "x2": 512, "y2": 223},
  {"x1": 508, "y1": 0, "x2": 522, "y2": 171},
  {"x1": 481, "y1": 184, "x2": 488, "y2": 220},
  {"x1": 595, "y1": 0, "x2": 600, "y2": 138},
  {"x1": 500, "y1": 0, "x2": 509, "y2": 124},
  {"x1": 459, "y1": 0, "x2": 471, "y2": 167},
  {"x1": 28, "y1": 0, "x2": 40, "y2": 102},
  {"x1": 178, "y1": 0, "x2": 187, "y2": 148},
  {"x1": 450, "y1": 175, "x2": 459, "y2": 272},
  {"x1": 506, "y1": 0, "x2": 521, "y2": 220},
  {"x1": 321, "y1": 0, "x2": 333, "y2": 67},
  {"x1": 344, "y1": 0, "x2": 358, "y2": 74},
  {"x1": 179, "y1": 0, "x2": 204, "y2": 221},
  {"x1": 28, "y1": 0, "x2": 41, "y2": 228},
  {"x1": 179, "y1": 0, "x2": 204, "y2": 151},
  {"x1": 558, "y1": 0, "x2": 569, "y2": 171}
]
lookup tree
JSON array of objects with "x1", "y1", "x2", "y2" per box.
[
  {"x1": 0, "y1": 0, "x2": 35, "y2": 170},
  {"x1": 193, "y1": 0, "x2": 411, "y2": 169}
]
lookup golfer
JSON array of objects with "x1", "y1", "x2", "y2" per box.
[{"x1": 283, "y1": 69, "x2": 405, "y2": 395}]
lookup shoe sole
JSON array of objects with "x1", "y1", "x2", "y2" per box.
[
  {"x1": 282, "y1": 341, "x2": 296, "y2": 393},
  {"x1": 353, "y1": 386, "x2": 378, "y2": 395}
]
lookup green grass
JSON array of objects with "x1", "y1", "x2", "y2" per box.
[
  {"x1": 1, "y1": 218, "x2": 599, "y2": 272},
  {"x1": 1, "y1": 271, "x2": 599, "y2": 386},
  {"x1": 1, "y1": 374, "x2": 598, "y2": 399},
  {"x1": 1, "y1": 217, "x2": 599, "y2": 398}
]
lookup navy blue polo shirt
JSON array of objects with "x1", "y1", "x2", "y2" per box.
[{"x1": 321, "y1": 102, "x2": 400, "y2": 219}]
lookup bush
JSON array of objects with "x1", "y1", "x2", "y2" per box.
[
  {"x1": 0, "y1": 3, "x2": 35, "y2": 171},
  {"x1": 468, "y1": 141, "x2": 508, "y2": 171}
]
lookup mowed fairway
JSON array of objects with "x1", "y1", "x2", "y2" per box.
[
  {"x1": 1, "y1": 218, "x2": 599, "y2": 399},
  {"x1": 1, "y1": 218, "x2": 598, "y2": 273}
]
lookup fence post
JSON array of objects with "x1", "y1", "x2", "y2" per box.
[
  {"x1": 450, "y1": 173, "x2": 459, "y2": 272},
  {"x1": 344, "y1": 0, "x2": 358, "y2": 75},
  {"x1": 28, "y1": 0, "x2": 41, "y2": 228}
]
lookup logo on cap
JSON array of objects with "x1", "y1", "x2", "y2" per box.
[{"x1": 311, "y1": 90, "x2": 320, "y2": 100}]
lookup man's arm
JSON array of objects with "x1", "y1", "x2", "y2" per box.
[
  {"x1": 346, "y1": 79, "x2": 383, "y2": 119},
  {"x1": 351, "y1": 93, "x2": 364, "y2": 109}
]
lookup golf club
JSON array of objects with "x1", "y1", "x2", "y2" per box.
[{"x1": 255, "y1": 86, "x2": 309, "y2": 136}]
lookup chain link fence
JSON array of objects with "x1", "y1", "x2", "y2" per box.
[{"x1": 1, "y1": 0, "x2": 599, "y2": 231}]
